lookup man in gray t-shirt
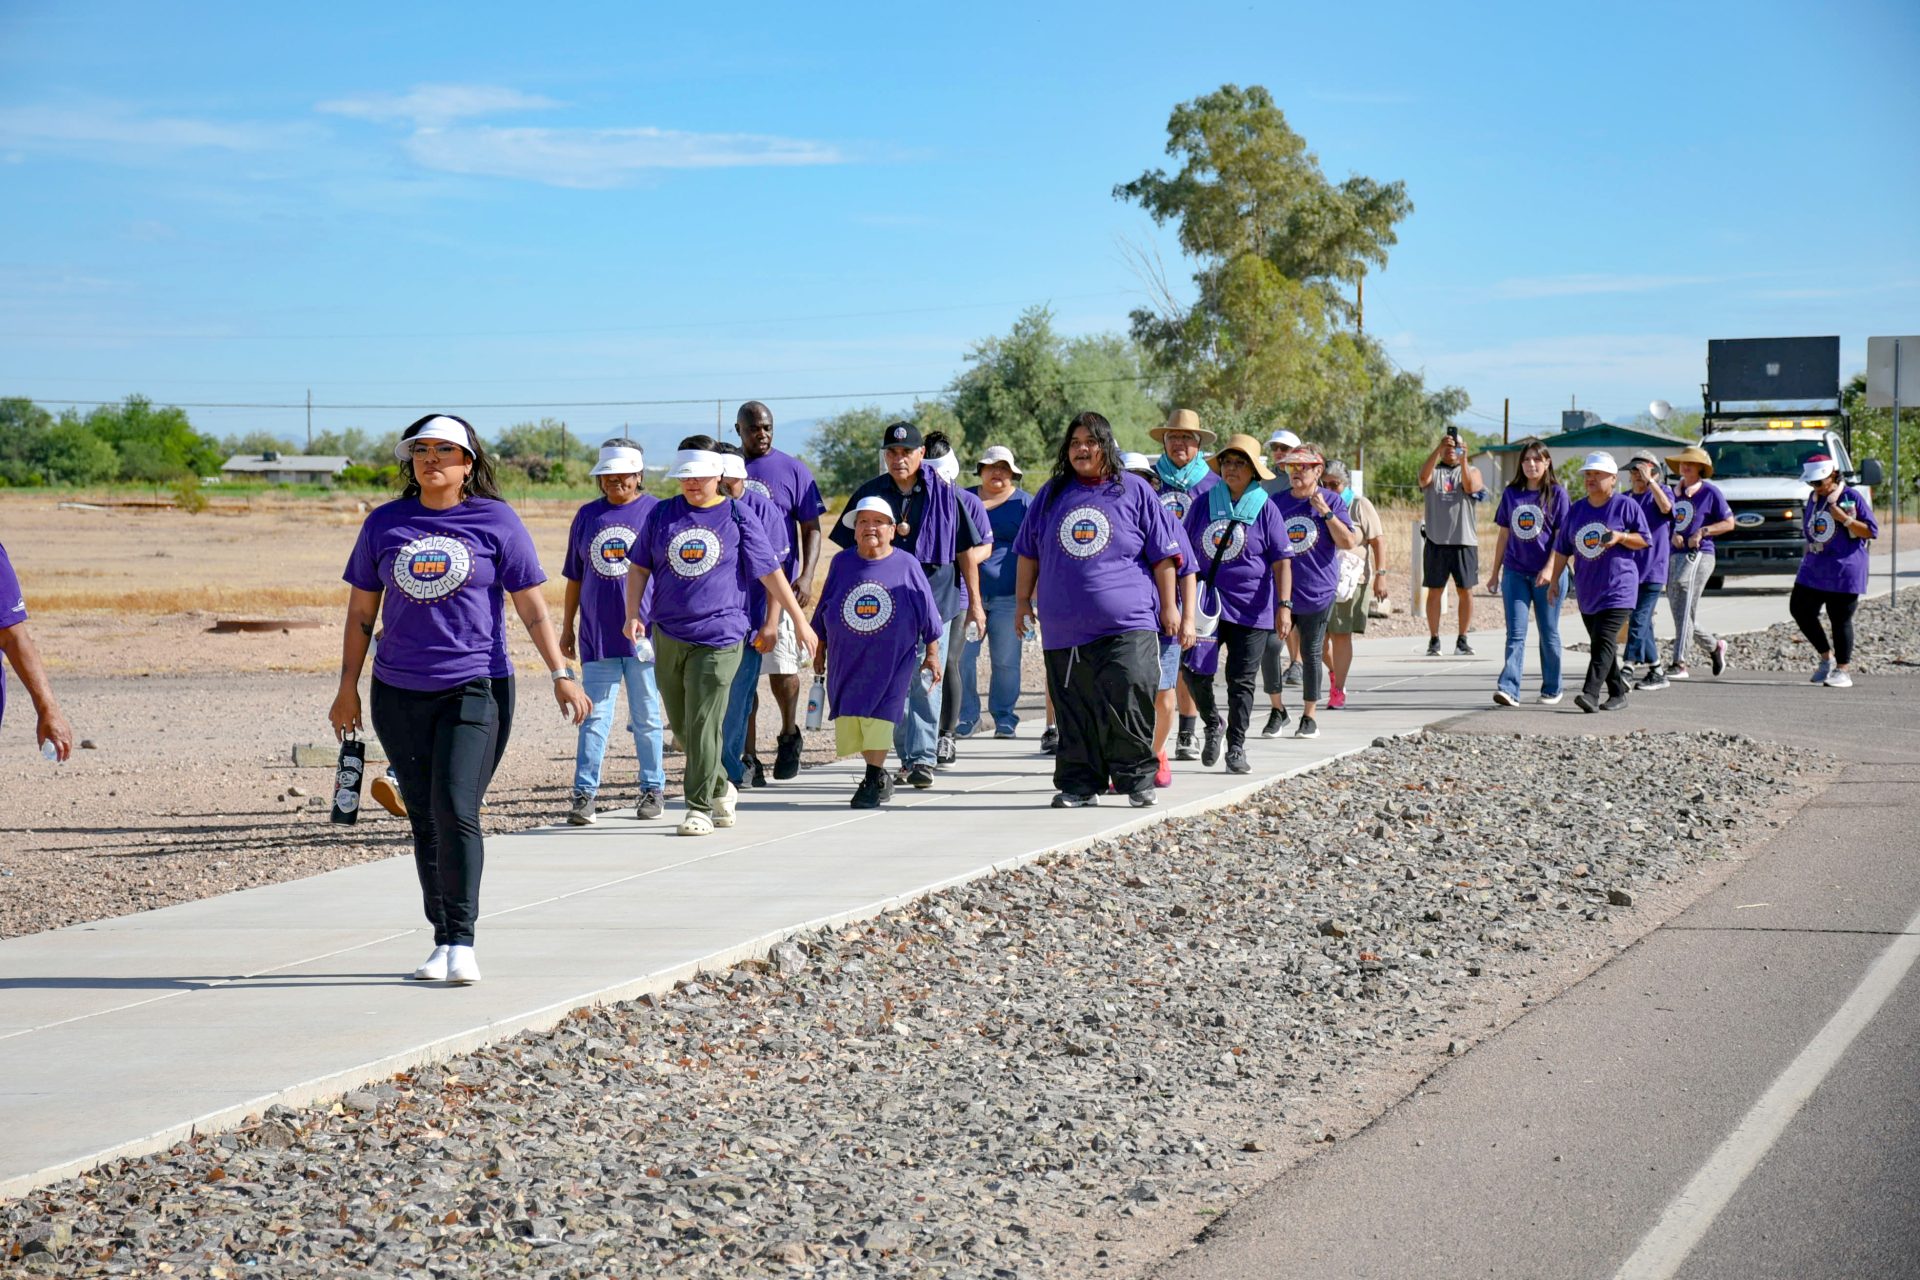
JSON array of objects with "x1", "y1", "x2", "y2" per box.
[{"x1": 1418, "y1": 432, "x2": 1485, "y2": 656}]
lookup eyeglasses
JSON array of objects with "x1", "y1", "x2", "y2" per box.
[
  {"x1": 409, "y1": 443, "x2": 466, "y2": 460},
  {"x1": 1163, "y1": 432, "x2": 1201, "y2": 446}
]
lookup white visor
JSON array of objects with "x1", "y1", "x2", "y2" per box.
[
  {"x1": 928, "y1": 451, "x2": 960, "y2": 484},
  {"x1": 1120, "y1": 451, "x2": 1155, "y2": 474},
  {"x1": 1800, "y1": 457, "x2": 1838, "y2": 484},
  {"x1": 590, "y1": 445, "x2": 645, "y2": 476},
  {"x1": 667, "y1": 449, "x2": 725, "y2": 479},
  {"x1": 841, "y1": 495, "x2": 897, "y2": 529},
  {"x1": 1580, "y1": 450, "x2": 1620, "y2": 474},
  {"x1": 394, "y1": 416, "x2": 474, "y2": 463},
  {"x1": 718, "y1": 452, "x2": 749, "y2": 481}
]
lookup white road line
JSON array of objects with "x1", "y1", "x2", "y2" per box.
[{"x1": 1613, "y1": 901, "x2": 1920, "y2": 1279}]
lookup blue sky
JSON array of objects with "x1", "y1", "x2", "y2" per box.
[{"x1": 2, "y1": 0, "x2": 1915, "y2": 456}]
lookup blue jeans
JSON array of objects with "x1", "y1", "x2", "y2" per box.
[
  {"x1": 897, "y1": 613, "x2": 961, "y2": 766},
  {"x1": 573, "y1": 656, "x2": 666, "y2": 794},
  {"x1": 720, "y1": 641, "x2": 764, "y2": 784},
  {"x1": 957, "y1": 594, "x2": 1022, "y2": 734},
  {"x1": 1498, "y1": 566, "x2": 1565, "y2": 699},
  {"x1": 1625, "y1": 581, "x2": 1664, "y2": 666}
]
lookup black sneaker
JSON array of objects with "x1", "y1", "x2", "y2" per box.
[
  {"x1": 748, "y1": 756, "x2": 769, "y2": 789},
  {"x1": 1601, "y1": 693, "x2": 1631, "y2": 712},
  {"x1": 1174, "y1": 731, "x2": 1197, "y2": 761},
  {"x1": 1260, "y1": 706, "x2": 1289, "y2": 737},
  {"x1": 935, "y1": 734, "x2": 957, "y2": 766},
  {"x1": 1051, "y1": 791, "x2": 1097, "y2": 808},
  {"x1": 1128, "y1": 789, "x2": 1158, "y2": 808},
  {"x1": 1454, "y1": 636, "x2": 1475, "y2": 656},
  {"x1": 1294, "y1": 715, "x2": 1319, "y2": 740},
  {"x1": 1224, "y1": 746, "x2": 1251, "y2": 773},
  {"x1": 1426, "y1": 636, "x2": 1442, "y2": 657},
  {"x1": 907, "y1": 763, "x2": 936, "y2": 789},
  {"x1": 1282, "y1": 660, "x2": 1303, "y2": 687},
  {"x1": 877, "y1": 771, "x2": 896, "y2": 804},
  {"x1": 1574, "y1": 692, "x2": 1599, "y2": 713},
  {"x1": 773, "y1": 730, "x2": 802, "y2": 780},
  {"x1": 1200, "y1": 717, "x2": 1224, "y2": 767},
  {"x1": 1635, "y1": 666, "x2": 1670, "y2": 692},
  {"x1": 566, "y1": 790, "x2": 596, "y2": 826},
  {"x1": 850, "y1": 775, "x2": 884, "y2": 809},
  {"x1": 635, "y1": 790, "x2": 663, "y2": 820},
  {"x1": 1040, "y1": 726, "x2": 1059, "y2": 755}
]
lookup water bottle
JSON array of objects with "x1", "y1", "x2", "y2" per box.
[
  {"x1": 804, "y1": 675, "x2": 826, "y2": 731},
  {"x1": 40, "y1": 740, "x2": 60, "y2": 763},
  {"x1": 330, "y1": 736, "x2": 366, "y2": 825},
  {"x1": 965, "y1": 619, "x2": 983, "y2": 645},
  {"x1": 633, "y1": 632, "x2": 655, "y2": 663}
]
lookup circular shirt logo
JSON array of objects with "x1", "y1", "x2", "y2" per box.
[
  {"x1": 1511, "y1": 502, "x2": 1545, "y2": 538},
  {"x1": 1808, "y1": 509, "x2": 1837, "y2": 546},
  {"x1": 589, "y1": 524, "x2": 638, "y2": 578},
  {"x1": 666, "y1": 527, "x2": 724, "y2": 578},
  {"x1": 1159, "y1": 490, "x2": 1192, "y2": 520},
  {"x1": 1202, "y1": 518, "x2": 1249, "y2": 563},
  {"x1": 1573, "y1": 521, "x2": 1613, "y2": 561},
  {"x1": 744, "y1": 478, "x2": 772, "y2": 500},
  {"x1": 391, "y1": 535, "x2": 472, "y2": 602},
  {"x1": 840, "y1": 583, "x2": 895, "y2": 634},
  {"x1": 1672, "y1": 499, "x2": 1695, "y2": 531},
  {"x1": 1283, "y1": 515, "x2": 1320, "y2": 555},
  {"x1": 1057, "y1": 506, "x2": 1112, "y2": 559}
]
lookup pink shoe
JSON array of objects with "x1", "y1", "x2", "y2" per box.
[
  {"x1": 1154, "y1": 750, "x2": 1172, "y2": 788},
  {"x1": 1328, "y1": 686, "x2": 1346, "y2": 710}
]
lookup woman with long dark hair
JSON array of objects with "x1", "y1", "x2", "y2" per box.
[
  {"x1": 1014, "y1": 412, "x2": 1184, "y2": 808},
  {"x1": 331, "y1": 414, "x2": 590, "y2": 986},
  {"x1": 1487, "y1": 437, "x2": 1571, "y2": 707}
]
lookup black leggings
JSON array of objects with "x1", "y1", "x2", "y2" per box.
[
  {"x1": 1186, "y1": 620, "x2": 1271, "y2": 748},
  {"x1": 1290, "y1": 605, "x2": 1333, "y2": 705},
  {"x1": 1044, "y1": 630, "x2": 1158, "y2": 798},
  {"x1": 1790, "y1": 583, "x2": 1859, "y2": 665},
  {"x1": 371, "y1": 676, "x2": 514, "y2": 948},
  {"x1": 1580, "y1": 608, "x2": 1632, "y2": 701}
]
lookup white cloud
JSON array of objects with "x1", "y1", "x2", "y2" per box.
[
  {"x1": 1487, "y1": 273, "x2": 1722, "y2": 300},
  {"x1": 0, "y1": 104, "x2": 276, "y2": 152},
  {"x1": 317, "y1": 84, "x2": 561, "y2": 127},
  {"x1": 402, "y1": 124, "x2": 844, "y2": 188}
]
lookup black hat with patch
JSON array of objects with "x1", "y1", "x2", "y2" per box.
[{"x1": 882, "y1": 421, "x2": 924, "y2": 449}]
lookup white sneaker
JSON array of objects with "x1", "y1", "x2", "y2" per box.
[
  {"x1": 1824, "y1": 669, "x2": 1854, "y2": 688},
  {"x1": 711, "y1": 781, "x2": 739, "y2": 828},
  {"x1": 678, "y1": 810, "x2": 715, "y2": 836},
  {"x1": 1492, "y1": 690, "x2": 1518, "y2": 707},
  {"x1": 410, "y1": 945, "x2": 450, "y2": 982},
  {"x1": 1538, "y1": 692, "x2": 1563, "y2": 705},
  {"x1": 445, "y1": 945, "x2": 480, "y2": 985}
]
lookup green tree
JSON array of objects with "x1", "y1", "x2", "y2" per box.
[
  {"x1": 85, "y1": 396, "x2": 222, "y2": 480},
  {"x1": 1844, "y1": 372, "x2": 1917, "y2": 501},
  {"x1": 309, "y1": 427, "x2": 396, "y2": 461},
  {"x1": 492, "y1": 418, "x2": 594, "y2": 483},
  {"x1": 223, "y1": 430, "x2": 301, "y2": 457},
  {"x1": 35, "y1": 419, "x2": 119, "y2": 485},
  {"x1": 0, "y1": 398, "x2": 55, "y2": 485}
]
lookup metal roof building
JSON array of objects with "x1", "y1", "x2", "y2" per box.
[{"x1": 219, "y1": 452, "x2": 354, "y2": 484}]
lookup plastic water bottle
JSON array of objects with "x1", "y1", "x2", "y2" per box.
[
  {"x1": 633, "y1": 633, "x2": 655, "y2": 663},
  {"x1": 965, "y1": 619, "x2": 983, "y2": 645},
  {"x1": 40, "y1": 740, "x2": 60, "y2": 763},
  {"x1": 805, "y1": 676, "x2": 826, "y2": 731}
]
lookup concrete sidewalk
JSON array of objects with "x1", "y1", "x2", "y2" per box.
[{"x1": 0, "y1": 558, "x2": 1900, "y2": 1198}]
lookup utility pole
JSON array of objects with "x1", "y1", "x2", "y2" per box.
[
  {"x1": 715, "y1": 400, "x2": 723, "y2": 433},
  {"x1": 1503, "y1": 397, "x2": 1510, "y2": 445},
  {"x1": 305, "y1": 388, "x2": 312, "y2": 453},
  {"x1": 1356, "y1": 276, "x2": 1364, "y2": 333}
]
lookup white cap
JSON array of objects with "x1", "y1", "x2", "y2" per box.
[
  {"x1": 928, "y1": 450, "x2": 961, "y2": 484},
  {"x1": 667, "y1": 449, "x2": 725, "y2": 479},
  {"x1": 718, "y1": 451, "x2": 749, "y2": 480},
  {"x1": 1120, "y1": 451, "x2": 1155, "y2": 474},
  {"x1": 841, "y1": 494, "x2": 897, "y2": 529},
  {"x1": 1800, "y1": 455, "x2": 1838, "y2": 483},
  {"x1": 975, "y1": 444, "x2": 1024, "y2": 476},
  {"x1": 1266, "y1": 428, "x2": 1301, "y2": 450},
  {"x1": 590, "y1": 444, "x2": 645, "y2": 476},
  {"x1": 394, "y1": 415, "x2": 475, "y2": 463},
  {"x1": 1580, "y1": 450, "x2": 1620, "y2": 474}
]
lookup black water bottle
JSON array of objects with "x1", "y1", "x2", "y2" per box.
[{"x1": 331, "y1": 736, "x2": 366, "y2": 825}]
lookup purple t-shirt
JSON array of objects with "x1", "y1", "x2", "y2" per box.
[
  {"x1": 1495, "y1": 484, "x2": 1570, "y2": 579},
  {"x1": 1629, "y1": 485, "x2": 1675, "y2": 587},
  {"x1": 344, "y1": 497, "x2": 546, "y2": 692},
  {"x1": 737, "y1": 487, "x2": 792, "y2": 629},
  {"x1": 563, "y1": 494, "x2": 659, "y2": 665},
  {"x1": 743, "y1": 448, "x2": 826, "y2": 581},
  {"x1": 1797, "y1": 486, "x2": 1879, "y2": 595},
  {"x1": 1671, "y1": 480, "x2": 1732, "y2": 557},
  {"x1": 1183, "y1": 496, "x2": 1293, "y2": 628},
  {"x1": 1263, "y1": 488, "x2": 1351, "y2": 615},
  {"x1": 635, "y1": 496, "x2": 780, "y2": 649},
  {"x1": 1155, "y1": 469, "x2": 1220, "y2": 524},
  {"x1": 1160, "y1": 515, "x2": 1199, "y2": 650},
  {"x1": 831, "y1": 467, "x2": 985, "y2": 621},
  {"x1": 953, "y1": 487, "x2": 993, "y2": 614},
  {"x1": 1553, "y1": 493, "x2": 1651, "y2": 614},
  {"x1": 0, "y1": 541, "x2": 27, "y2": 728},
  {"x1": 1016, "y1": 473, "x2": 1183, "y2": 650},
  {"x1": 816, "y1": 546, "x2": 943, "y2": 722}
]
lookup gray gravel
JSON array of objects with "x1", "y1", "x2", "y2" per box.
[
  {"x1": 1719, "y1": 589, "x2": 1920, "y2": 675},
  {"x1": 2, "y1": 728, "x2": 1827, "y2": 1277}
]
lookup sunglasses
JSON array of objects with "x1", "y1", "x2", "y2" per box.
[{"x1": 409, "y1": 442, "x2": 467, "y2": 460}]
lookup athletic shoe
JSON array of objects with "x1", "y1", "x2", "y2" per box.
[
  {"x1": 445, "y1": 945, "x2": 481, "y2": 986},
  {"x1": 566, "y1": 790, "x2": 597, "y2": 826},
  {"x1": 1294, "y1": 715, "x2": 1320, "y2": 740},
  {"x1": 636, "y1": 790, "x2": 663, "y2": 820},
  {"x1": 1492, "y1": 690, "x2": 1518, "y2": 708},
  {"x1": 1282, "y1": 660, "x2": 1303, "y2": 686},
  {"x1": 1426, "y1": 636, "x2": 1442, "y2": 657},
  {"x1": 1710, "y1": 639, "x2": 1727, "y2": 676},
  {"x1": 1201, "y1": 717, "x2": 1224, "y2": 767},
  {"x1": 369, "y1": 773, "x2": 407, "y2": 817},
  {"x1": 1128, "y1": 789, "x2": 1158, "y2": 808},
  {"x1": 1051, "y1": 792, "x2": 1098, "y2": 808},
  {"x1": 1224, "y1": 746, "x2": 1251, "y2": 774},
  {"x1": 935, "y1": 734, "x2": 957, "y2": 766},
  {"x1": 1601, "y1": 693, "x2": 1631, "y2": 711},
  {"x1": 877, "y1": 771, "x2": 897, "y2": 803},
  {"x1": 1667, "y1": 664, "x2": 1691, "y2": 680},
  {"x1": 1040, "y1": 726, "x2": 1059, "y2": 755},
  {"x1": 1174, "y1": 731, "x2": 1197, "y2": 761},
  {"x1": 1455, "y1": 636, "x2": 1475, "y2": 656},
  {"x1": 994, "y1": 723, "x2": 1016, "y2": 740},
  {"x1": 1809, "y1": 658, "x2": 1831, "y2": 684},
  {"x1": 1573, "y1": 692, "x2": 1599, "y2": 713},
  {"x1": 410, "y1": 945, "x2": 450, "y2": 982},
  {"x1": 711, "y1": 781, "x2": 739, "y2": 829},
  {"x1": 774, "y1": 730, "x2": 803, "y2": 781},
  {"x1": 1824, "y1": 669, "x2": 1854, "y2": 688},
  {"x1": 1260, "y1": 707, "x2": 1289, "y2": 738},
  {"x1": 1538, "y1": 692, "x2": 1563, "y2": 705},
  {"x1": 850, "y1": 774, "x2": 885, "y2": 809},
  {"x1": 1635, "y1": 667, "x2": 1670, "y2": 692},
  {"x1": 1154, "y1": 751, "x2": 1172, "y2": 789},
  {"x1": 677, "y1": 810, "x2": 714, "y2": 837},
  {"x1": 749, "y1": 756, "x2": 769, "y2": 789},
  {"x1": 954, "y1": 719, "x2": 977, "y2": 739},
  {"x1": 1328, "y1": 686, "x2": 1346, "y2": 710},
  {"x1": 907, "y1": 763, "x2": 936, "y2": 789}
]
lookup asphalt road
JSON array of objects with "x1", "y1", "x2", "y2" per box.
[{"x1": 1154, "y1": 672, "x2": 1920, "y2": 1280}]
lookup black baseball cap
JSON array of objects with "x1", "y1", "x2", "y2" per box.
[{"x1": 882, "y1": 421, "x2": 924, "y2": 449}]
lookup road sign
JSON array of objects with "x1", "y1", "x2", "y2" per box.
[{"x1": 1865, "y1": 336, "x2": 1912, "y2": 602}]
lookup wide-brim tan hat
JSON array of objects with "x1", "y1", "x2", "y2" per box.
[
  {"x1": 1207, "y1": 432, "x2": 1275, "y2": 481},
  {"x1": 1665, "y1": 444, "x2": 1714, "y2": 477},
  {"x1": 1149, "y1": 407, "x2": 1217, "y2": 447}
]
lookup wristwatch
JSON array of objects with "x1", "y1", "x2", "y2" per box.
[
  {"x1": 551, "y1": 667, "x2": 579, "y2": 682},
  {"x1": 1278, "y1": 598, "x2": 1294, "y2": 610}
]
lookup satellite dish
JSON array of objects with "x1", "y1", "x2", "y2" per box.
[{"x1": 1648, "y1": 399, "x2": 1673, "y2": 422}]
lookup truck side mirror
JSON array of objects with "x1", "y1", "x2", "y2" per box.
[{"x1": 1858, "y1": 458, "x2": 1885, "y2": 487}]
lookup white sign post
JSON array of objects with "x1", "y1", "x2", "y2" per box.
[{"x1": 1866, "y1": 337, "x2": 1916, "y2": 602}]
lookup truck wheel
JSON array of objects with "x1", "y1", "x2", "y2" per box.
[{"x1": 1707, "y1": 574, "x2": 1724, "y2": 591}]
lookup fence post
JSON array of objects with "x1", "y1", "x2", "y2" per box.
[{"x1": 1411, "y1": 517, "x2": 1425, "y2": 620}]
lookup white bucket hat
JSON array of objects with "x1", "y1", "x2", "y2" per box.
[
  {"x1": 1120, "y1": 451, "x2": 1155, "y2": 475},
  {"x1": 667, "y1": 449, "x2": 725, "y2": 479},
  {"x1": 975, "y1": 444, "x2": 1024, "y2": 477},
  {"x1": 1580, "y1": 450, "x2": 1620, "y2": 474},
  {"x1": 1799, "y1": 455, "x2": 1838, "y2": 484},
  {"x1": 841, "y1": 494, "x2": 897, "y2": 529},
  {"x1": 393, "y1": 415, "x2": 475, "y2": 463},
  {"x1": 590, "y1": 444, "x2": 645, "y2": 476},
  {"x1": 1266, "y1": 428, "x2": 1301, "y2": 450}
]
